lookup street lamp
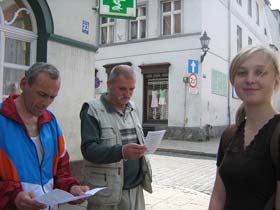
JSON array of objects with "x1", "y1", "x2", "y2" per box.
[{"x1": 200, "y1": 31, "x2": 210, "y2": 63}]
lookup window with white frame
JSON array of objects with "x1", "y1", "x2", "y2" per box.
[
  {"x1": 100, "y1": 17, "x2": 115, "y2": 44},
  {"x1": 237, "y1": 25, "x2": 242, "y2": 52},
  {"x1": 236, "y1": 0, "x2": 242, "y2": 6},
  {"x1": 129, "y1": 6, "x2": 146, "y2": 40},
  {"x1": 248, "y1": 0, "x2": 252, "y2": 16},
  {"x1": 161, "y1": 0, "x2": 181, "y2": 36},
  {"x1": 0, "y1": 0, "x2": 37, "y2": 99},
  {"x1": 256, "y1": 2, "x2": 260, "y2": 25}
]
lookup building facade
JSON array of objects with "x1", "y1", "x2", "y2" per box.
[
  {"x1": 0, "y1": 0, "x2": 98, "y2": 160},
  {"x1": 94, "y1": 0, "x2": 280, "y2": 141}
]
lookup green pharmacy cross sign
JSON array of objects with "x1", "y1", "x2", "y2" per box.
[{"x1": 99, "y1": 0, "x2": 136, "y2": 19}]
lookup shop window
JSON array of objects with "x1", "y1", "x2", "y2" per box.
[
  {"x1": 145, "y1": 73, "x2": 168, "y2": 122},
  {"x1": 140, "y1": 63, "x2": 170, "y2": 124}
]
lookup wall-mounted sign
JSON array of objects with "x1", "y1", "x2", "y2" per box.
[
  {"x1": 187, "y1": 59, "x2": 199, "y2": 74},
  {"x1": 82, "y1": 20, "x2": 89, "y2": 34},
  {"x1": 99, "y1": 0, "x2": 136, "y2": 19}
]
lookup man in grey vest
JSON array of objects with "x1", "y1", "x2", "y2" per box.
[{"x1": 80, "y1": 65, "x2": 152, "y2": 210}]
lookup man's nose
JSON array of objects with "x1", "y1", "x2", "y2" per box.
[{"x1": 42, "y1": 97, "x2": 54, "y2": 107}]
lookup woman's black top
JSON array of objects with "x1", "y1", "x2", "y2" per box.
[{"x1": 217, "y1": 114, "x2": 280, "y2": 210}]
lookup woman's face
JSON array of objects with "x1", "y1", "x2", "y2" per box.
[{"x1": 233, "y1": 51, "x2": 278, "y2": 106}]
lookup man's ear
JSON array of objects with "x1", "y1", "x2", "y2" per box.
[
  {"x1": 107, "y1": 80, "x2": 112, "y2": 91},
  {"x1": 20, "y1": 77, "x2": 28, "y2": 90}
]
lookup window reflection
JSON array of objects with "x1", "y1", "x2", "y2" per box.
[
  {"x1": 3, "y1": 67, "x2": 24, "y2": 96},
  {"x1": 1, "y1": 0, "x2": 32, "y2": 31},
  {"x1": 5, "y1": 38, "x2": 30, "y2": 65}
]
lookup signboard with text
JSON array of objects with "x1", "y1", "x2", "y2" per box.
[{"x1": 99, "y1": 0, "x2": 136, "y2": 20}]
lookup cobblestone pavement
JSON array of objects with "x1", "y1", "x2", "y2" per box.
[
  {"x1": 60, "y1": 152, "x2": 216, "y2": 210},
  {"x1": 151, "y1": 151, "x2": 216, "y2": 195}
]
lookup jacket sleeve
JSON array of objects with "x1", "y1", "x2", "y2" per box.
[
  {"x1": 0, "y1": 180, "x2": 22, "y2": 209},
  {"x1": 53, "y1": 151, "x2": 80, "y2": 192},
  {"x1": 80, "y1": 103, "x2": 123, "y2": 164}
]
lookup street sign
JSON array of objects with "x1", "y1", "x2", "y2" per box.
[
  {"x1": 99, "y1": 0, "x2": 136, "y2": 20},
  {"x1": 188, "y1": 59, "x2": 199, "y2": 74},
  {"x1": 188, "y1": 73, "x2": 198, "y2": 88},
  {"x1": 82, "y1": 20, "x2": 89, "y2": 34}
]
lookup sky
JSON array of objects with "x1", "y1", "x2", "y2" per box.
[{"x1": 270, "y1": 0, "x2": 280, "y2": 10}]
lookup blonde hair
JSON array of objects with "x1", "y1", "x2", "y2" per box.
[{"x1": 229, "y1": 46, "x2": 280, "y2": 126}]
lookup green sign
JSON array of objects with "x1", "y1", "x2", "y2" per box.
[
  {"x1": 99, "y1": 0, "x2": 136, "y2": 19},
  {"x1": 211, "y1": 69, "x2": 228, "y2": 97}
]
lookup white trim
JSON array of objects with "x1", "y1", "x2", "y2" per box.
[{"x1": 0, "y1": 0, "x2": 37, "y2": 99}]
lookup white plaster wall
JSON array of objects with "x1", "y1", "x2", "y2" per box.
[
  {"x1": 199, "y1": 0, "x2": 231, "y2": 127},
  {"x1": 47, "y1": 41, "x2": 95, "y2": 161},
  {"x1": 47, "y1": 0, "x2": 98, "y2": 44}
]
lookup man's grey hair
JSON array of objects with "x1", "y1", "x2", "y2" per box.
[
  {"x1": 108, "y1": 65, "x2": 136, "y2": 82},
  {"x1": 25, "y1": 62, "x2": 60, "y2": 85}
]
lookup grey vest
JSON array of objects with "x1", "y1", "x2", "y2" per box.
[{"x1": 82, "y1": 99, "x2": 152, "y2": 206}]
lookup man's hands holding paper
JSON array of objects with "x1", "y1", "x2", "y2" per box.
[
  {"x1": 69, "y1": 185, "x2": 90, "y2": 204},
  {"x1": 15, "y1": 191, "x2": 47, "y2": 210},
  {"x1": 122, "y1": 143, "x2": 147, "y2": 160}
]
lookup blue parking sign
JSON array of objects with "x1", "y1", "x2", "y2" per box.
[{"x1": 188, "y1": 59, "x2": 199, "y2": 74}]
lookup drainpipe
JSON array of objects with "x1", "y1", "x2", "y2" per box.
[{"x1": 227, "y1": 0, "x2": 232, "y2": 125}]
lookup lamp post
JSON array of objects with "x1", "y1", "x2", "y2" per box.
[{"x1": 200, "y1": 31, "x2": 210, "y2": 63}]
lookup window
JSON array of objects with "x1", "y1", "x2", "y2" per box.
[
  {"x1": 248, "y1": 0, "x2": 252, "y2": 16},
  {"x1": 161, "y1": 0, "x2": 181, "y2": 36},
  {"x1": 237, "y1": 25, "x2": 242, "y2": 52},
  {"x1": 100, "y1": 17, "x2": 115, "y2": 44},
  {"x1": 236, "y1": 0, "x2": 242, "y2": 6},
  {"x1": 129, "y1": 6, "x2": 146, "y2": 40},
  {"x1": 248, "y1": 36, "x2": 252, "y2": 45},
  {"x1": 139, "y1": 63, "x2": 170, "y2": 124},
  {"x1": 256, "y1": 2, "x2": 260, "y2": 25},
  {"x1": 0, "y1": 0, "x2": 37, "y2": 99}
]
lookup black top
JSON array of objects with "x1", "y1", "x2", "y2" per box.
[{"x1": 217, "y1": 114, "x2": 280, "y2": 210}]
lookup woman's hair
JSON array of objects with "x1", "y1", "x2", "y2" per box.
[{"x1": 229, "y1": 46, "x2": 280, "y2": 126}]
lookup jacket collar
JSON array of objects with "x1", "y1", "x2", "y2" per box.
[{"x1": 0, "y1": 94, "x2": 53, "y2": 126}]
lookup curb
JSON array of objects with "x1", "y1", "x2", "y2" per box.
[{"x1": 156, "y1": 148, "x2": 217, "y2": 158}]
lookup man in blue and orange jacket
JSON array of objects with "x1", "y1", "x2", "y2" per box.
[{"x1": 0, "y1": 62, "x2": 89, "y2": 210}]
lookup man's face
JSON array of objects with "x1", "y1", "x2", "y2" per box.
[
  {"x1": 107, "y1": 75, "x2": 135, "y2": 108},
  {"x1": 21, "y1": 72, "x2": 61, "y2": 116}
]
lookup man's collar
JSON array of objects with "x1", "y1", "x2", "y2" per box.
[{"x1": 0, "y1": 94, "x2": 53, "y2": 125}]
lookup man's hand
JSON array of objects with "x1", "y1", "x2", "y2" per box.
[
  {"x1": 122, "y1": 143, "x2": 147, "y2": 160},
  {"x1": 69, "y1": 185, "x2": 90, "y2": 204},
  {"x1": 14, "y1": 191, "x2": 47, "y2": 210}
]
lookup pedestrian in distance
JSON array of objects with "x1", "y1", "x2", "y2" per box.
[
  {"x1": 80, "y1": 64, "x2": 152, "y2": 210},
  {"x1": 0, "y1": 62, "x2": 89, "y2": 210},
  {"x1": 209, "y1": 46, "x2": 280, "y2": 210}
]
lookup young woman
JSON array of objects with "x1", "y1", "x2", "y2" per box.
[{"x1": 209, "y1": 46, "x2": 280, "y2": 210}]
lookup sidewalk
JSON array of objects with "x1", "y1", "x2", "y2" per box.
[
  {"x1": 60, "y1": 138, "x2": 219, "y2": 210},
  {"x1": 157, "y1": 137, "x2": 219, "y2": 157}
]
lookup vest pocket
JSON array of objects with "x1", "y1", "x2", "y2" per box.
[
  {"x1": 83, "y1": 166, "x2": 123, "y2": 205},
  {"x1": 100, "y1": 126, "x2": 117, "y2": 145}
]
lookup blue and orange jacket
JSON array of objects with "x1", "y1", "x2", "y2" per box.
[{"x1": 0, "y1": 95, "x2": 79, "y2": 210}]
